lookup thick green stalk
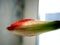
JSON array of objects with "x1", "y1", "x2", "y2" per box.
[{"x1": 26, "y1": 21, "x2": 60, "y2": 34}]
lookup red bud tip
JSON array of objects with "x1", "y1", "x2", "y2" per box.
[
  {"x1": 7, "y1": 19, "x2": 34, "y2": 31},
  {"x1": 7, "y1": 26, "x2": 16, "y2": 31}
]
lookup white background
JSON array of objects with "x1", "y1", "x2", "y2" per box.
[{"x1": 39, "y1": 0, "x2": 60, "y2": 45}]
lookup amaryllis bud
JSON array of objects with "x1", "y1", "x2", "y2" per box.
[{"x1": 7, "y1": 19, "x2": 60, "y2": 37}]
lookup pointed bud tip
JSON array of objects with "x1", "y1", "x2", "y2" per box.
[
  {"x1": 7, "y1": 18, "x2": 34, "y2": 31},
  {"x1": 7, "y1": 26, "x2": 15, "y2": 31}
]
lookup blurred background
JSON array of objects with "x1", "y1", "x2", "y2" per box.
[
  {"x1": 0, "y1": 0, "x2": 60, "y2": 45},
  {"x1": 38, "y1": 0, "x2": 60, "y2": 45},
  {"x1": 0, "y1": 0, "x2": 38, "y2": 45}
]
